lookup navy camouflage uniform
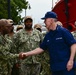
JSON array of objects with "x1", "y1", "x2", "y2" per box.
[
  {"x1": 0, "y1": 33, "x2": 19, "y2": 75},
  {"x1": 12, "y1": 29, "x2": 43, "y2": 75}
]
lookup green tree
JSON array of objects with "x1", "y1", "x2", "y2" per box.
[
  {"x1": 0, "y1": 0, "x2": 28, "y2": 24},
  {"x1": 0, "y1": 0, "x2": 8, "y2": 18}
]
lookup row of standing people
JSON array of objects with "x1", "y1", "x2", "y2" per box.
[
  {"x1": 10, "y1": 16, "x2": 51, "y2": 75},
  {"x1": 0, "y1": 15, "x2": 51, "y2": 75},
  {"x1": 19, "y1": 11, "x2": 76, "y2": 75},
  {"x1": 0, "y1": 11, "x2": 76, "y2": 75}
]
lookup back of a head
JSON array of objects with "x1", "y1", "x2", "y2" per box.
[
  {"x1": 0, "y1": 20, "x2": 8, "y2": 27},
  {"x1": 34, "y1": 24, "x2": 42, "y2": 32},
  {"x1": 34, "y1": 24, "x2": 42, "y2": 29},
  {"x1": 0, "y1": 20, "x2": 10, "y2": 34},
  {"x1": 16, "y1": 25, "x2": 23, "y2": 31}
]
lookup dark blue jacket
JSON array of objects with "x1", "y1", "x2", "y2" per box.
[{"x1": 40, "y1": 25, "x2": 76, "y2": 71}]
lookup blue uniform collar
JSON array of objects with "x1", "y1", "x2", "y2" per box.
[{"x1": 49, "y1": 25, "x2": 60, "y2": 32}]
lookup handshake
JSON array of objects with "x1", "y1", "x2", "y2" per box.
[{"x1": 19, "y1": 52, "x2": 27, "y2": 60}]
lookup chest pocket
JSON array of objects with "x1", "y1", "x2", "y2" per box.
[
  {"x1": 19, "y1": 33, "x2": 29, "y2": 43},
  {"x1": 30, "y1": 34, "x2": 41, "y2": 49},
  {"x1": 54, "y1": 37, "x2": 64, "y2": 44},
  {"x1": 20, "y1": 33, "x2": 41, "y2": 44}
]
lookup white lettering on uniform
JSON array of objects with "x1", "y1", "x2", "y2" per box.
[{"x1": 56, "y1": 37, "x2": 62, "y2": 40}]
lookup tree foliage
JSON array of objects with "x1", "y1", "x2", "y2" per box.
[{"x1": 0, "y1": 0, "x2": 28, "y2": 24}]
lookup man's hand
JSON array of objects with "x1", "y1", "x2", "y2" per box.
[
  {"x1": 19, "y1": 52, "x2": 27, "y2": 60},
  {"x1": 66, "y1": 60, "x2": 74, "y2": 71}
]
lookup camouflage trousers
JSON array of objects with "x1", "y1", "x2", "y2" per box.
[
  {"x1": 0, "y1": 61, "x2": 12, "y2": 75},
  {"x1": 20, "y1": 63, "x2": 41, "y2": 75},
  {"x1": 11, "y1": 63, "x2": 20, "y2": 75}
]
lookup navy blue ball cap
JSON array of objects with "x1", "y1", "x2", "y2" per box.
[{"x1": 41, "y1": 11, "x2": 57, "y2": 20}]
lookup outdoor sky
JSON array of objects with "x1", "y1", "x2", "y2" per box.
[{"x1": 21, "y1": 0, "x2": 58, "y2": 25}]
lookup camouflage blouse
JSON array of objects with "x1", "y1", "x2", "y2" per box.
[
  {"x1": 0, "y1": 34, "x2": 19, "y2": 75},
  {"x1": 12, "y1": 29, "x2": 43, "y2": 63}
]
